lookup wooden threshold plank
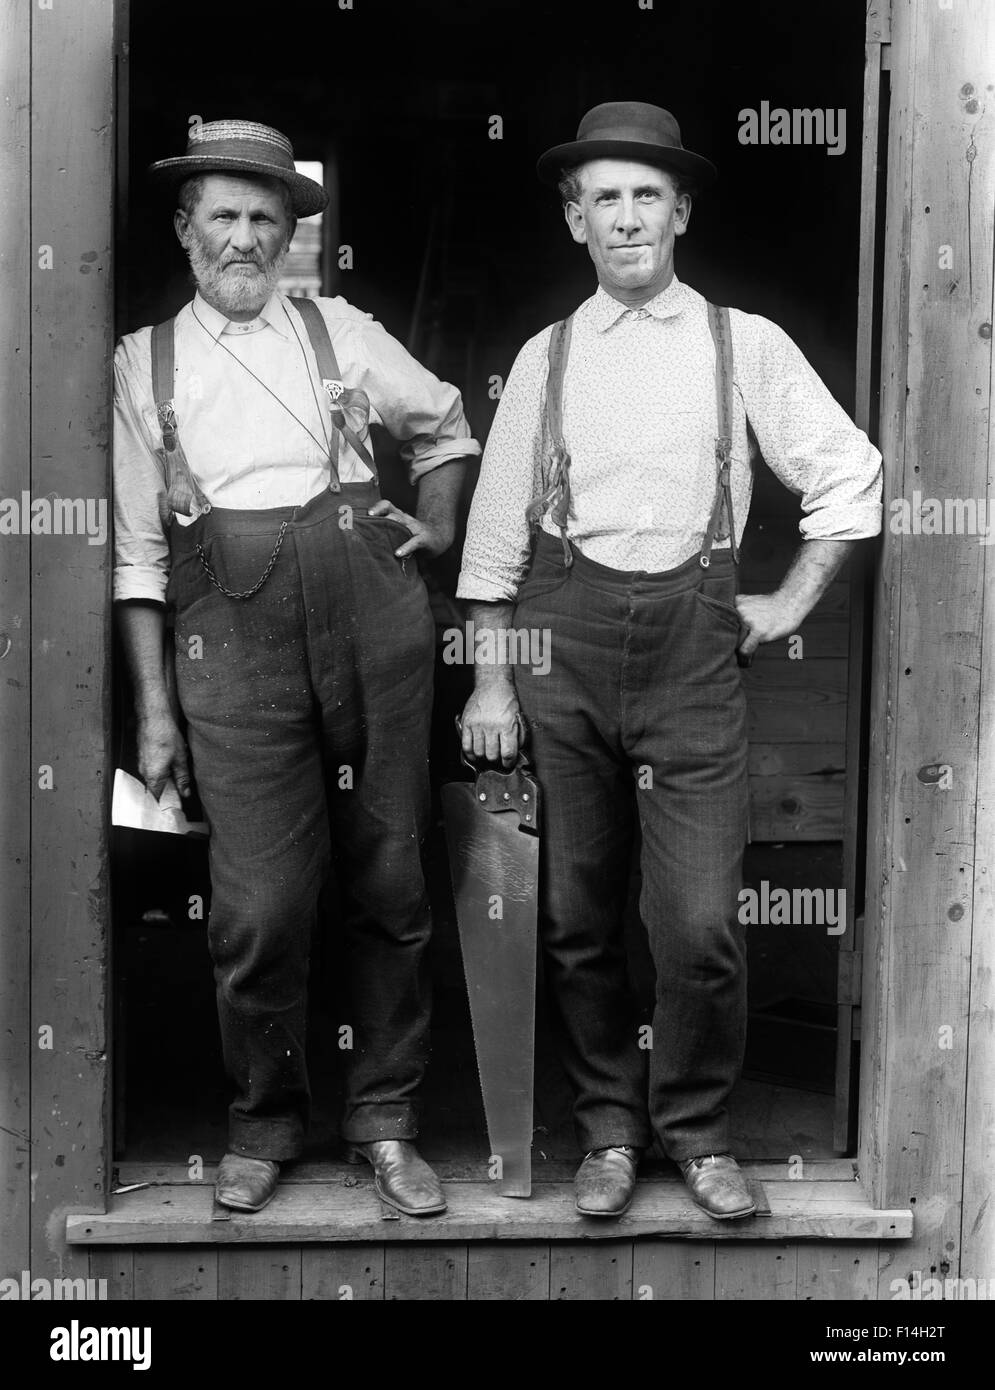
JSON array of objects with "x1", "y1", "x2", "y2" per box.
[{"x1": 68, "y1": 1179, "x2": 911, "y2": 1245}]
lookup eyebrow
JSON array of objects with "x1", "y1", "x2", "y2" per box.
[
  {"x1": 206, "y1": 204, "x2": 276, "y2": 216},
  {"x1": 588, "y1": 183, "x2": 666, "y2": 197}
]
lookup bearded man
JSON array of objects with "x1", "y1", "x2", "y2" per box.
[
  {"x1": 114, "y1": 120, "x2": 480, "y2": 1215},
  {"x1": 457, "y1": 103, "x2": 882, "y2": 1220}
]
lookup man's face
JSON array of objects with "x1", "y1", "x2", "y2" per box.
[
  {"x1": 564, "y1": 159, "x2": 691, "y2": 306},
  {"x1": 174, "y1": 174, "x2": 295, "y2": 318}
]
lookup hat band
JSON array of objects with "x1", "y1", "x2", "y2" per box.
[
  {"x1": 578, "y1": 123, "x2": 684, "y2": 149},
  {"x1": 181, "y1": 138, "x2": 296, "y2": 171}
]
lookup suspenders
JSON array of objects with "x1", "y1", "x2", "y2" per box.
[
  {"x1": 537, "y1": 301, "x2": 740, "y2": 569},
  {"x1": 525, "y1": 315, "x2": 575, "y2": 565},
  {"x1": 149, "y1": 296, "x2": 376, "y2": 518},
  {"x1": 704, "y1": 301, "x2": 739, "y2": 567},
  {"x1": 151, "y1": 318, "x2": 213, "y2": 518},
  {"x1": 290, "y1": 296, "x2": 378, "y2": 482}
]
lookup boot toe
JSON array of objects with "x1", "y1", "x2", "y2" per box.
[
  {"x1": 680, "y1": 1153, "x2": 756, "y2": 1220},
  {"x1": 215, "y1": 1154, "x2": 281, "y2": 1213}
]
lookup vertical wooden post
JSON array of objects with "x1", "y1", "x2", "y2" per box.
[
  {"x1": 860, "y1": 0, "x2": 995, "y2": 1289},
  {"x1": 835, "y1": 0, "x2": 892, "y2": 1154},
  {"x1": 0, "y1": 0, "x2": 33, "y2": 1283},
  {"x1": 29, "y1": 0, "x2": 116, "y2": 1278}
]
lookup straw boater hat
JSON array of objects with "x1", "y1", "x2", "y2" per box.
[
  {"x1": 149, "y1": 120, "x2": 329, "y2": 218},
  {"x1": 536, "y1": 101, "x2": 717, "y2": 189}
]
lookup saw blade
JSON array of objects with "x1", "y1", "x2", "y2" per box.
[{"x1": 442, "y1": 778, "x2": 539, "y2": 1197}]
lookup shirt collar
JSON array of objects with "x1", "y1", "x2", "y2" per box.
[
  {"x1": 587, "y1": 276, "x2": 688, "y2": 333},
  {"x1": 190, "y1": 289, "x2": 291, "y2": 342}
]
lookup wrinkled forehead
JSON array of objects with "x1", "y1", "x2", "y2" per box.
[
  {"x1": 196, "y1": 172, "x2": 291, "y2": 213},
  {"x1": 574, "y1": 158, "x2": 680, "y2": 195}
]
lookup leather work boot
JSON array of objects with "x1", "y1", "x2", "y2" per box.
[
  {"x1": 346, "y1": 1140, "x2": 447, "y2": 1216},
  {"x1": 679, "y1": 1153, "x2": 757, "y2": 1219},
  {"x1": 574, "y1": 1146, "x2": 640, "y2": 1217},
  {"x1": 215, "y1": 1154, "x2": 281, "y2": 1212}
]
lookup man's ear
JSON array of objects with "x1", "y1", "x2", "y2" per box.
[
  {"x1": 174, "y1": 208, "x2": 190, "y2": 246},
  {"x1": 674, "y1": 192, "x2": 692, "y2": 239},
  {"x1": 564, "y1": 201, "x2": 588, "y2": 246}
]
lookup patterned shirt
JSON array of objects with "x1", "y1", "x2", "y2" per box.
[
  {"x1": 456, "y1": 276, "x2": 882, "y2": 602},
  {"x1": 114, "y1": 290, "x2": 480, "y2": 603}
]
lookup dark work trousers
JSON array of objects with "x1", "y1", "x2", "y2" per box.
[
  {"x1": 166, "y1": 483, "x2": 435, "y2": 1159},
  {"x1": 514, "y1": 529, "x2": 750, "y2": 1162}
]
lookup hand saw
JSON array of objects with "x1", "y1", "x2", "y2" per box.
[{"x1": 441, "y1": 723, "x2": 540, "y2": 1197}]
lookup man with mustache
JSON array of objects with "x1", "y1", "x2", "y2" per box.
[
  {"x1": 457, "y1": 103, "x2": 882, "y2": 1220},
  {"x1": 113, "y1": 121, "x2": 480, "y2": 1215}
]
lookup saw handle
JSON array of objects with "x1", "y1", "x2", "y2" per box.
[
  {"x1": 454, "y1": 712, "x2": 529, "y2": 776},
  {"x1": 453, "y1": 716, "x2": 540, "y2": 832}
]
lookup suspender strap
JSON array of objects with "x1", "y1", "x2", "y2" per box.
[
  {"x1": 150, "y1": 318, "x2": 212, "y2": 519},
  {"x1": 702, "y1": 302, "x2": 739, "y2": 568},
  {"x1": 290, "y1": 295, "x2": 377, "y2": 485},
  {"x1": 527, "y1": 315, "x2": 575, "y2": 566}
]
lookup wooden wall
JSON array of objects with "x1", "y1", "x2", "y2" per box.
[
  {"x1": 86, "y1": 1239, "x2": 890, "y2": 1301},
  {"x1": 860, "y1": 0, "x2": 995, "y2": 1284},
  {"x1": 742, "y1": 523, "x2": 848, "y2": 841},
  {"x1": 0, "y1": 0, "x2": 116, "y2": 1283}
]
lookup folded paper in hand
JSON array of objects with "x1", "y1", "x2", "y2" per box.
[{"x1": 112, "y1": 769, "x2": 209, "y2": 837}]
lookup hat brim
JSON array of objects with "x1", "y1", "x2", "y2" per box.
[
  {"x1": 149, "y1": 156, "x2": 329, "y2": 218},
  {"x1": 536, "y1": 140, "x2": 717, "y2": 190}
]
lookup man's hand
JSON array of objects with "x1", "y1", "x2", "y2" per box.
[
  {"x1": 734, "y1": 591, "x2": 804, "y2": 659},
  {"x1": 461, "y1": 678, "x2": 522, "y2": 768},
  {"x1": 735, "y1": 538, "x2": 857, "y2": 659},
  {"x1": 369, "y1": 498, "x2": 452, "y2": 560},
  {"x1": 137, "y1": 710, "x2": 192, "y2": 802}
]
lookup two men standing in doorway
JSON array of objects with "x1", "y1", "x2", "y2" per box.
[{"x1": 114, "y1": 104, "x2": 881, "y2": 1222}]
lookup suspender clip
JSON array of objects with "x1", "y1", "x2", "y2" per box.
[
  {"x1": 157, "y1": 400, "x2": 178, "y2": 453},
  {"x1": 322, "y1": 378, "x2": 345, "y2": 402}
]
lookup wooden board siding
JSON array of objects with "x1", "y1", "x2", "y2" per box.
[
  {"x1": 0, "y1": 0, "x2": 33, "y2": 1287},
  {"x1": 29, "y1": 0, "x2": 116, "y2": 1280},
  {"x1": 87, "y1": 1238, "x2": 901, "y2": 1300},
  {"x1": 744, "y1": 547, "x2": 849, "y2": 841},
  {"x1": 859, "y1": 0, "x2": 995, "y2": 1292}
]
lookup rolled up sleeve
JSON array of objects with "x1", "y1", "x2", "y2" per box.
[
  {"x1": 350, "y1": 317, "x2": 481, "y2": 483},
  {"x1": 113, "y1": 340, "x2": 171, "y2": 604},
  {"x1": 737, "y1": 314, "x2": 883, "y2": 541},
  {"x1": 456, "y1": 331, "x2": 549, "y2": 603}
]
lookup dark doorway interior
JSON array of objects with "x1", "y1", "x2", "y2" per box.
[{"x1": 114, "y1": 0, "x2": 866, "y2": 1168}]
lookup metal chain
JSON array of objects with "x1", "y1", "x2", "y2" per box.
[{"x1": 195, "y1": 519, "x2": 290, "y2": 600}]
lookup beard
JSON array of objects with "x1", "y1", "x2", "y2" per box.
[{"x1": 184, "y1": 226, "x2": 290, "y2": 315}]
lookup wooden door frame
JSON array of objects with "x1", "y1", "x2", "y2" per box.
[
  {"x1": 0, "y1": 0, "x2": 116, "y2": 1283},
  {"x1": 858, "y1": 0, "x2": 995, "y2": 1285}
]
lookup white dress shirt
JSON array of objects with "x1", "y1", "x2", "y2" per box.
[
  {"x1": 114, "y1": 290, "x2": 480, "y2": 602},
  {"x1": 456, "y1": 276, "x2": 883, "y2": 602}
]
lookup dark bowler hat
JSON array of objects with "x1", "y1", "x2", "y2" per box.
[
  {"x1": 536, "y1": 101, "x2": 717, "y2": 189},
  {"x1": 149, "y1": 119, "x2": 329, "y2": 218}
]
